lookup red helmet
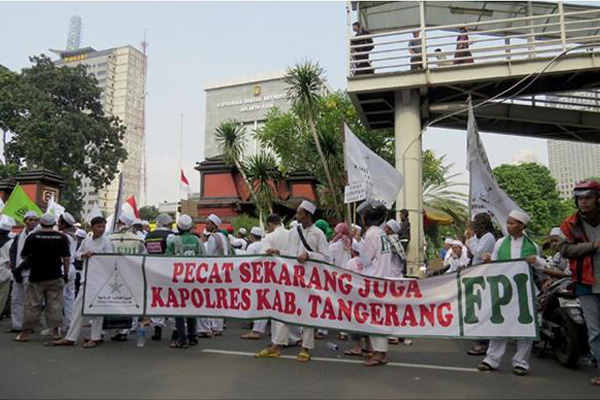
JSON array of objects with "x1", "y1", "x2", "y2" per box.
[{"x1": 573, "y1": 180, "x2": 600, "y2": 198}]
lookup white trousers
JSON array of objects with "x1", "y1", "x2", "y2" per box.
[
  {"x1": 483, "y1": 340, "x2": 533, "y2": 370},
  {"x1": 273, "y1": 323, "x2": 314, "y2": 350},
  {"x1": 212, "y1": 318, "x2": 224, "y2": 332},
  {"x1": 252, "y1": 319, "x2": 268, "y2": 333},
  {"x1": 65, "y1": 289, "x2": 103, "y2": 342},
  {"x1": 370, "y1": 336, "x2": 389, "y2": 353},
  {"x1": 197, "y1": 318, "x2": 213, "y2": 333},
  {"x1": 10, "y1": 276, "x2": 29, "y2": 330},
  {"x1": 62, "y1": 271, "x2": 76, "y2": 331}
]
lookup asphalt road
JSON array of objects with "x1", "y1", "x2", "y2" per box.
[{"x1": 1, "y1": 318, "x2": 598, "y2": 399}]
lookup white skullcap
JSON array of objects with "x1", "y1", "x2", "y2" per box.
[
  {"x1": 75, "y1": 229, "x2": 87, "y2": 239},
  {"x1": 250, "y1": 227, "x2": 263, "y2": 237},
  {"x1": 352, "y1": 224, "x2": 362, "y2": 234},
  {"x1": 386, "y1": 219, "x2": 401, "y2": 234},
  {"x1": 0, "y1": 215, "x2": 15, "y2": 231},
  {"x1": 24, "y1": 211, "x2": 39, "y2": 220},
  {"x1": 444, "y1": 238, "x2": 454, "y2": 244},
  {"x1": 156, "y1": 213, "x2": 172, "y2": 227},
  {"x1": 40, "y1": 213, "x2": 56, "y2": 226},
  {"x1": 299, "y1": 200, "x2": 316, "y2": 215},
  {"x1": 61, "y1": 212, "x2": 76, "y2": 226},
  {"x1": 238, "y1": 227, "x2": 247, "y2": 235},
  {"x1": 207, "y1": 213, "x2": 221, "y2": 227},
  {"x1": 452, "y1": 240, "x2": 464, "y2": 247},
  {"x1": 119, "y1": 213, "x2": 134, "y2": 227},
  {"x1": 352, "y1": 239, "x2": 361, "y2": 253},
  {"x1": 133, "y1": 218, "x2": 143, "y2": 226},
  {"x1": 550, "y1": 227, "x2": 565, "y2": 238},
  {"x1": 508, "y1": 210, "x2": 530, "y2": 225},
  {"x1": 177, "y1": 214, "x2": 193, "y2": 231},
  {"x1": 142, "y1": 220, "x2": 149, "y2": 227}
]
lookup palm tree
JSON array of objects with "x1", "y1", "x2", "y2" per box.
[
  {"x1": 242, "y1": 151, "x2": 281, "y2": 218},
  {"x1": 214, "y1": 119, "x2": 260, "y2": 213},
  {"x1": 284, "y1": 60, "x2": 342, "y2": 219}
]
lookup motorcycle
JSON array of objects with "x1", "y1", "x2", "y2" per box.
[{"x1": 538, "y1": 277, "x2": 589, "y2": 368}]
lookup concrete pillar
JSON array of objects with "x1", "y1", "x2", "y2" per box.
[{"x1": 394, "y1": 89, "x2": 424, "y2": 278}]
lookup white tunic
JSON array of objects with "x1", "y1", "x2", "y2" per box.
[
  {"x1": 0, "y1": 239, "x2": 13, "y2": 283},
  {"x1": 261, "y1": 226, "x2": 289, "y2": 253},
  {"x1": 467, "y1": 232, "x2": 496, "y2": 265},
  {"x1": 75, "y1": 235, "x2": 114, "y2": 283},
  {"x1": 205, "y1": 232, "x2": 231, "y2": 256},
  {"x1": 444, "y1": 252, "x2": 470, "y2": 274},
  {"x1": 360, "y1": 226, "x2": 399, "y2": 279},
  {"x1": 246, "y1": 241, "x2": 263, "y2": 255},
  {"x1": 286, "y1": 224, "x2": 330, "y2": 262},
  {"x1": 329, "y1": 241, "x2": 352, "y2": 268}
]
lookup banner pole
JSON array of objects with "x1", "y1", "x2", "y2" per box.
[{"x1": 341, "y1": 120, "x2": 352, "y2": 227}]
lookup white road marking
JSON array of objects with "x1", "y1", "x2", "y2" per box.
[{"x1": 201, "y1": 349, "x2": 478, "y2": 373}]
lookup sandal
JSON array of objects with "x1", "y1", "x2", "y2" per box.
[
  {"x1": 14, "y1": 334, "x2": 28, "y2": 342},
  {"x1": 197, "y1": 332, "x2": 212, "y2": 339},
  {"x1": 83, "y1": 340, "x2": 100, "y2": 348},
  {"x1": 590, "y1": 376, "x2": 600, "y2": 386},
  {"x1": 297, "y1": 350, "x2": 311, "y2": 362},
  {"x1": 111, "y1": 333, "x2": 128, "y2": 342},
  {"x1": 240, "y1": 332, "x2": 261, "y2": 340},
  {"x1": 255, "y1": 348, "x2": 281, "y2": 358},
  {"x1": 468, "y1": 345, "x2": 488, "y2": 356},
  {"x1": 47, "y1": 339, "x2": 75, "y2": 347},
  {"x1": 364, "y1": 358, "x2": 388, "y2": 367},
  {"x1": 169, "y1": 341, "x2": 189, "y2": 349},
  {"x1": 188, "y1": 338, "x2": 199, "y2": 347}
]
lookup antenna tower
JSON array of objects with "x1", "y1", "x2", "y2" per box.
[
  {"x1": 66, "y1": 15, "x2": 82, "y2": 50},
  {"x1": 139, "y1": 32, "x2": 149, "y2": 205}
]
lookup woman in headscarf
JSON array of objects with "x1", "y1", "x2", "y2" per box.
[{"x1": 329, "y1": 223, "x2": 354, "y2": 269}]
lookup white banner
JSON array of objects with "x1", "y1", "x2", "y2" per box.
[
  {"x1": 344, "y1": 123, "x2": 403, "y2": 209},
  {"x1": 467, "y1": 102, "x2": 524, "y2": 234},
  {"x1": 84, "y1": 255, "x2": 538, "y2": 339},
  {"x1": 344, "y1": 182, "x2": 367, "y2": 204}
]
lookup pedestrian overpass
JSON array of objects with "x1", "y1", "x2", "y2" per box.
[{"x1": 346, "y1": 1, "x2": 600, "y2": 276}]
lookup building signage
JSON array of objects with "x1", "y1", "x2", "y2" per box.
[
  {"x1": 217, "y1": 93, "x2": 286, "y2": 113},
  {"x1": 64, "y1": 54, "x2": 89, "y2": 63}
]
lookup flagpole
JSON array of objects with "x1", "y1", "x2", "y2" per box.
[
  {"x1": 341, "y1": 120, "x2": 352, "y2": 227},
  {"x1": 178, "y1": 114, "x2": 184, "y2": 219},
  {"x1": 112, "y1": 173, "x2": 124, "y2": 233}
]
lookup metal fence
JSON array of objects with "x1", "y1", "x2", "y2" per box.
[{"x1": 348, "y1": 7, "x2": 600, "y2": 76}]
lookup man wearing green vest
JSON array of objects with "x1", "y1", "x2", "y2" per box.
[
  {"x1": 478, "y1": 210, "x2": 545, "y2": 376},
  {"x1": 166, "y1": 214, "x2": 205, "y2": 349}
]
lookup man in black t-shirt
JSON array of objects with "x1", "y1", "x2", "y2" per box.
[{"x1": 15, "y1": 213, "x2": 70, "y2": 342}]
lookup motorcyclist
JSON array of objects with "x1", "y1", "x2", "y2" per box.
[{"x1": 558, "y1": 180, "x2": 600, "y2": 387}]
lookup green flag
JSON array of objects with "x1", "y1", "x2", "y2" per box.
[{"x1": 2, "y1": 184, "x2": 42, "y2": 224}]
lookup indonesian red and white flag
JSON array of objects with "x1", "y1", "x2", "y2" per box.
[
  {"x1": 181, "y1": 169, "x2": 191, "y2": 193},
  {"x1": 123, "y1": 195, "x2": 139, "y2": 219}
]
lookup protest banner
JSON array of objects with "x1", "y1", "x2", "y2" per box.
[{"x1": 83, "y1": 254, "x2": 538, "y2": 339}]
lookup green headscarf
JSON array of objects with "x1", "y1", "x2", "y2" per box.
[{"x1": 315, "y1": 219, "x2": 333, "y2": 241}]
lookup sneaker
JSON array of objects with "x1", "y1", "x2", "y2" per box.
[{"x1": 513, "y1": 366, "x2": 528, "y2": 376}]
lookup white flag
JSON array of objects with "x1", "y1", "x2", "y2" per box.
[
  {"x1": 46, "y1": 194, "x2": 65, "y2": 218},
  {"x1": 467, "y1": 102, "x2": 524, "y2": 234},
  {"x1": 344, "y1": 123, "x2": 403, "y2": 209},
  {"x1": 86, "y1": 203, "x2": 103, "y2": 223}
]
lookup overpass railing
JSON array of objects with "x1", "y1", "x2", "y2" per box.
[{"x1": 348, "y1": 8, "x2": 600, "y2": 77}]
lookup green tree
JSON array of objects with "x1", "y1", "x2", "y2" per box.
[
  {"x1": 0, "y1": 55, "x2": 128, "y2": 217},
  {"x1": 139, "y1": 205, "x2": 159, "y2": 222},
  {"x1": 493, "y1": 162, "x2": 572, "y2": 238},
  {"x1": 242, "y1": 151, "x2": 281, "y2": 216}
]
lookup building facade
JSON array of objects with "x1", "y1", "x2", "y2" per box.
[
  {"x1": 204, "y1": 71, "x2": 293, "y2": 159},
  {"x1": 547, "y1": 90, "x2": 600, "y2": 200},
  {"x1": 53, "y1": 45, "x2": 145, "y2": 216}
]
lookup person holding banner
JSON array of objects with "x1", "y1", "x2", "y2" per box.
[
  {"x1": 558, "y1": 181, "x2": 600, "y2": 387},
  {"x1": 354, "y1": 200, "x2": 398, "y2": 366},
  {"x1": 57, "y1": 212, "x2": 77, "y2": 336},
  {"x1": 256, "y1": 201, "x2": 330, "y2": 362},
  {"x1": 52, "y1": 216, "x2": 113, "y2": 348},
  {"x1": 478, "y1": 210, "x2": 544, "y2": 376},
  {"x1": 7, "y1": 211, "x2": 39, "y2": 333},
  {"x1": 240, "y1": 227, "x2": 269, "y2": 340},
  {"x1": 167, "y1": 214, "x2": 205, "y2": 349},
  {"x1": 200, "y1": 213, "x2": 230, "y2": 337}
]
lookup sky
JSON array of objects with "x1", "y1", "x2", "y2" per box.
[{"x1": 0, "y1": 1, "x2": 555, "y2": 207}]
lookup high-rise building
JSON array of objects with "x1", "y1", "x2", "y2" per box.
[
  {"x1": 547, "y1": 90, "x2": 600, "y2": 200},
  {"x1": 51, "y1": 46, "x2": 146, "y2": 216}
]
